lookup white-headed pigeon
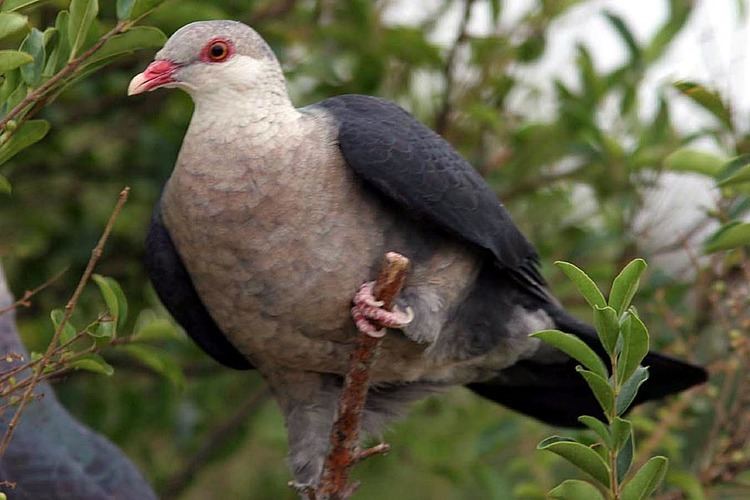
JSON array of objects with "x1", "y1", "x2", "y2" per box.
[{"x1": 130, "y1": 20, "x2": 706, "y2": 487}]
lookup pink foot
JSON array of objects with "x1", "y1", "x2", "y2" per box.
[{"x1": 351, "y1": 281, "x2": 413, "y2": 338}]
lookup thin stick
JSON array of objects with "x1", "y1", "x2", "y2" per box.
[
  {"x1": 0, "y1": 268, "x2": 67, "y2": 316},
  {"x1": 316, "y1": 252, "x2": 410, "y2": 500},
  {"x1": 0, "y1": 187, "x2": 129, "y2": 457}
]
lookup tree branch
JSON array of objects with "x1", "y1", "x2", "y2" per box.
[
  {"x1": 0, "y1": 187, "x2": 129, "y2": 457},
  {"x1": 314, "y1": 252, "x2": 410, "y2": 500}
]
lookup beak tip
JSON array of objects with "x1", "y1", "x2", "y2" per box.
[{"x1": 127, "y1": 73, "x2": 147, "y2": 96}]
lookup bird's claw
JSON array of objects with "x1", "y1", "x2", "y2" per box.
[{"x1": 351, "y1": 281, "x2": 413, "y2": 338}]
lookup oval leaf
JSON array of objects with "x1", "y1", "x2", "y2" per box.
[
  {"x1": 0, "y1": 49, "x2": 32, "y2": 72},
  {"x1": 578, "y1": 416, "x2": 612, "y2": 448},
  {"x1": 621, "y1": 456, "x2": 669, "y2": 500},
  {"x1": 131, "y1": 0, "x2": 166, "y2": 20},
  {"x1": 50, "y1": 308, "x2": 77, "y2": 345},
  {"x1": 576, "y1": 367, "x2": 615, "y2": 415},
  {"x1": 705, "y1": 221, "x2": 750, "y2": 253},
  {"x1": 548, "y1": 479, "x2": 606, "y2": 500},
  {"x1": 531, "y1": 329, "x2": 608, "y2": 378},
  {"x1": 616, "y1": 366, "x2": 650, "y2": 415},
  {"x1": 593, "y1": 305, "x2": 619, "y2": 355},
  {"x1": 538, "y1": 436, "x2": 611, "y2": 486},
  {"x1": 68, "y1": 0, "x2": 98, "y2": 60},
  {"x1": 121, "y1": 344, "x2": 184, "y2": 388},
  {"x1": 609, "y1": 259, "x2": 647, "y2": 316},
  {"x1": 663, "y1": 148, "x2": 725, "y2": 177},
  {"x1": 617, "y1": 431, "x2": 634, "y2": 482},
  {"x1": 555, "y1": 261, "x2": 606, "y2": 309},
  {"x1": 0, "y1": 12, "x2": 28, "y2": 40},
  {"x1": 0, "y1": 119, "x2": 50, "y2": 165},
  {"x1": 611, "y1": 417, "x2": 632, "y2": 452},
  {"x1": 675, "y1": 81, "x2": 732, "y2": 131},
  {"x1": 92, "y1": 274, "x2": 125, "y2": 330},
  {"x1": 71, "y1": 353, "x2": 114, "y2": 376},
  {"x1": 19, "y1": 27, "x2": 44, "y2": 86},
  {"x1": 618, "y1": 312, "x2": 649, "y2": 383},
  {"x1": 116, "y1": 0, "x2": 135, "y2": 20}
]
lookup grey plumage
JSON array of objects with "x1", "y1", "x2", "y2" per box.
[{"x1": 134, "y1": 20, "x2": 706, "y2": 486}]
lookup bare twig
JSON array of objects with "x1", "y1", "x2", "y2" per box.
[
  {"x1": 435, "y1": 0, "x2": 475, "y2": 136},
  {"x1": 0, "y1": 187, "x2": 130, "y2": 457},
  {"x1": 315, "y1": 252, "x2": 410, "y2": 500},
  {"x1": 0, "y1": 268, "x2": 67, "y2": 316}
]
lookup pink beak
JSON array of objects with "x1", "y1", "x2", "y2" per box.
[{"x1": 127, "y1": 60, "x2": 178, "y2": 96}]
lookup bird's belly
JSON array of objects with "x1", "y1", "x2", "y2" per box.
[{"x1": 161, "y1": 154, "x2": 433, "y2": 375}]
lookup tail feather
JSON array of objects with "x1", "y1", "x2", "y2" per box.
[{"x1": 467, "y1": 309, "x2": 707, "y2": 427}]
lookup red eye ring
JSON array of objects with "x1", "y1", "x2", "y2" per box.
[{"x1": 201, "y1": 38, "x2": 233, "y2": 63}]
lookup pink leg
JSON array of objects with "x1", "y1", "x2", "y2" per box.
[{"x1": 351, "y1": 281, "x2": 413, "y2": 338}]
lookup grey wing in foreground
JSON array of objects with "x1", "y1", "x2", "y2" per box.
[
  {"x1": 145, "y1": 201, "x2": 253, "y2": 370},
  {"x1": 316, "y1": 94, "x2": 549, "y2": 300}
]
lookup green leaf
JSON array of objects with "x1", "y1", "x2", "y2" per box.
[
  {"x1": 663, "y1": 148, "x2": 726, "y2": 177},
  {"x1": 70, "y1": 353, "x2": 114, "y2": 376},
  {"x1": 616, "y1": 366, "x2": 650, "y2": 415},
  {"x1": 68, "y1": 0, "x2": 98, "y2": 60},
  {"x1": 593, "y1": 305, "x2": 619, "y2": 355},
  {"x1": 50, "y1": 10, "x2": 70, "y2": 73},
  {"x1": 19, "y1": 27, "x2": 44, "y2": 86},
  {"x1": 609, "y1": 259, "x2": 647, "y2": 317},
  {"x1": 538, "y1": 436, "x2": 611, "y2": 486},
  {"x1": 621, "y1": 456, "x2": 669, "y2": 500},
  {"x1": 548, "y1": 480, "x2": 605, "y2": 500},
  {"x1": 715, "y1": 154, "x2": 750, "y2": 187},
  {"x1": 675, "y1": 81, "x2": 732, "y2": 131},
  {"x1": 611, "y1": 417, "x2": 632, "y2": 452},
  {"x1": 605, "y1": 12, "x2": 641, "y2": 63},
  {"x1": 531, "y1": 329, "x2": 608, "y2": 378},
  {"x1": 0, "y1": 175, "x2": 10, "y2": 194},
  {"x1": 618, "y1": 312, "x2": 649, "y2": 383},
  {"x1": 92, "y1": 274, "x2": 127, "y2": 330},
  {"x1": 617, "y1": 432, "x2": 634, "y2": 483},
  {"x1": 576, "y1": 367, "x2": 615, "y2": 415},
  {"x1": 116, "y1": 0, "x2": 135, "y2": 20},
  {"x1": 0, "y1": 49, "x2": 32, "y2": 73},
  {"x1": 121, "y1": 344, "x2": 185, "y2": 388},
  {"x1": 130, "y1": 0, "x2": 166, "y2": 20},
  {"x1": 578, "y1": 416, "x2": 612, "y2": 448},
  {"x1": 1, "y1": 0, "x2": 46, "y2": 12},
  {"x1": 50, "y1": 309, "x2": 77, "y2": 345},
  {"x1": 89, "y1": 319, "x2": 115, "y2": 339},
  {"x1": 85, "y1": 26, "x2": 166, "y2": 66},
  {"x1": 704, "y1": 221, "x2": 750, "y2": 253},
  {"x1": 555, "y1": 261, "x2": 606, "y2": 309},
  {"x1": 0, "y1": 12, "x2": 27, "y2": 39},
  {"x1": 0, "y1": 119, "x2": 50, "y2": 165}
]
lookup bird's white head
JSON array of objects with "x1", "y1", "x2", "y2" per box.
[{"x1": 128, "y1": 20, "x2": 290, "y2": 111}]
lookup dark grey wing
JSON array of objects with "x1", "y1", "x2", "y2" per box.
[
  {"x1": 317, "y1": 94, "x2": 547, "y2": 295},
  {"x1": 145, "y1": 201, "x2": 253, "y2": 370}
]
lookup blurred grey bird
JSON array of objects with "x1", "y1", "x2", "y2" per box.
[{"x1": 130, "y1": 20, "x2": 706, "y2": 487}]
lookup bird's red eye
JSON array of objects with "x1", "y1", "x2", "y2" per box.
[{"x1": 205, "y1": 40, "x2": 231, "y2": 62}]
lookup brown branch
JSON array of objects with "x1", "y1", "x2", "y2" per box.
[
  {"x1": 315, "y1": 252, "x2": 410, "y2": 500},
  {"x1": 434, "y1": 0, "x2": 475, "y2": 136},
  {"x1": 0, "y1": 187, "x2": 129, "y2": 457},
  {"x1": 0, "y1": 268, "x2": 67, "y2": 316}
]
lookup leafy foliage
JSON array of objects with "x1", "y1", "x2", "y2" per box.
[{"x1": 0, "y1": 0, "x2": 745, "y2": 498}]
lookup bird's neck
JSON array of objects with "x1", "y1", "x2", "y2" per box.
[{"x1": 189, "y1": 87, "x2": 299, "y2": 133}]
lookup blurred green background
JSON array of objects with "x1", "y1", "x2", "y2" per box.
[{"x1": 2, "y1": 0, "x2": 748, "y2": 498}]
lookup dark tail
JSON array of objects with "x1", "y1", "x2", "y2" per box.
[{"x1": 467, "y1": 308, "x2": 707, "y2": 427}]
